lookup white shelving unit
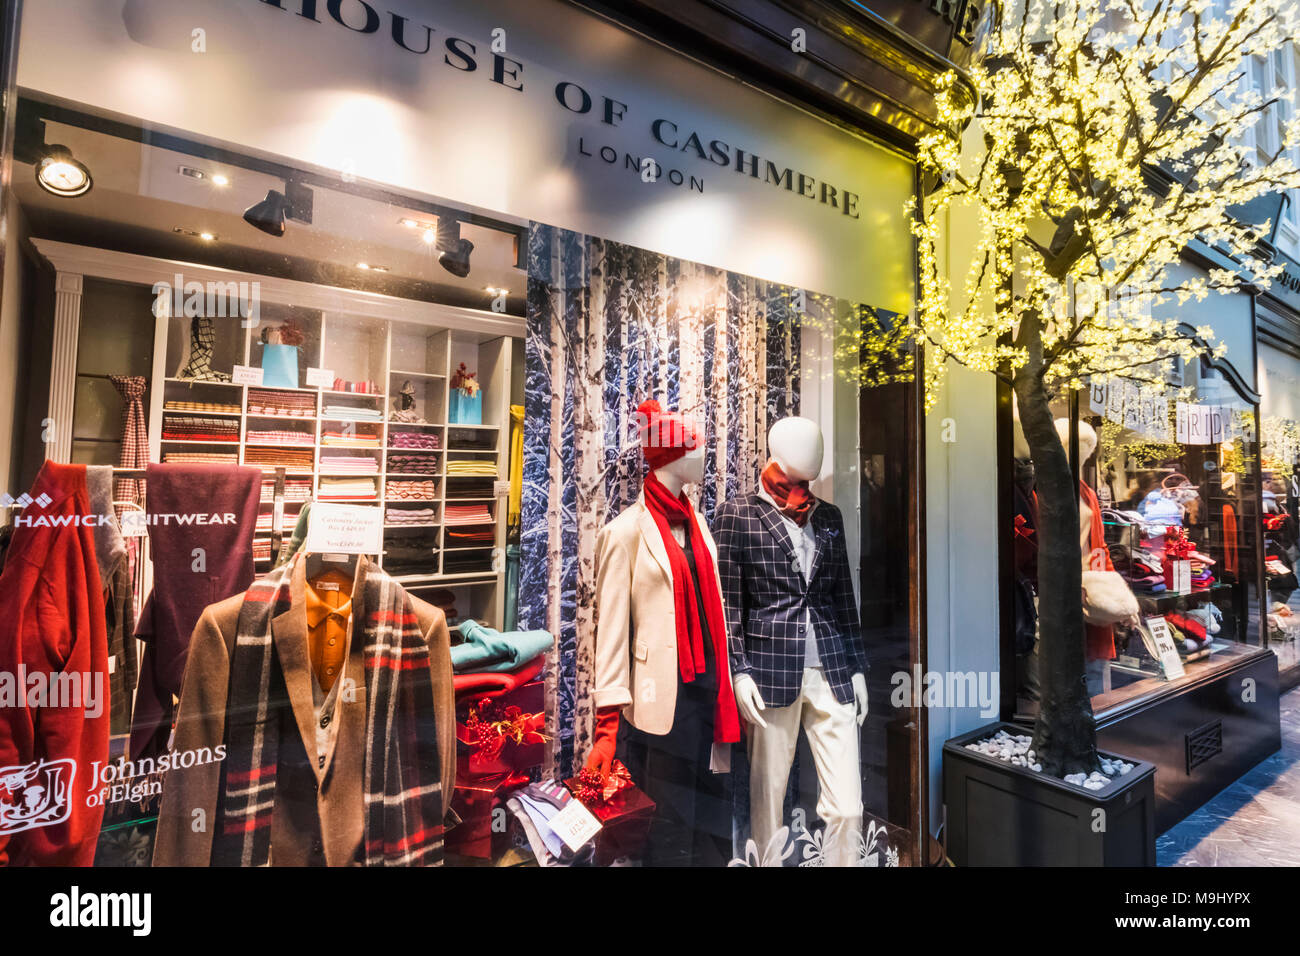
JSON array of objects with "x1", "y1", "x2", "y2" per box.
[{"x1": 35, "y1": 239, "x2": 521, "y2": 630}]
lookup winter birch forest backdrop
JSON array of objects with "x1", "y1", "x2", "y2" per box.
[{"x1": 520, "y1": 223, "x2": 822, "y2": 776}]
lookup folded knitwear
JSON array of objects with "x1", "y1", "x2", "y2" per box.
[
  {"x1": 245, "y1": 429, "x2": 315, "y2": 446},
  {"x1": 445, "y1": 479, "x2": 495, "y2": 499},
  {"x1": 451, "y1": 622, "x2": 554, "y2": 673},
  {"x1": 453, "y1": 654, "x2": 546, "y2": 703},
  {"x1": 385, "y1": 507, "x2": 437, "y2": 525},
  {"x1": 248, "y1": 388, "x2": 315, "y2": 417},
  {"x1": 443, "y1": 551, "x2": 493, "y2": 573},
  {"x1": 445, "y1": 504, "x2": 492, "y2": 525},
  {"x1": 387, "y1": 480, "x2": 438, "y2": 501},
  {"x1": 242, "y1": 448, "x2": 315, "y2": 470},
  {"x1": 445, "y1": 460, "x2": 499, "y2": 477},
  {"x1": 319, "y1": 455, "x2": 379, "y2": 473},
  {"x1": 261, "y1": 478, "x2": 314, "y2": 502},
  {"x1": 318, "y1": 477, "x2": 377, "y2": 498},
  {"x1": 389, "y1": 431, "x2": 440, "y2": 450},
  {"x1": 330, "y1": 379, "x2": 379, "y2": 393},
  {"x1": 386, "y1": 453, "x2": 440, "y2": 475},
  {"x1": 324, "y1": 405, "x2": 383, "y2": 421},
  {"x1": 164, "y1": 451, "x2": 239, "y2": 464},
  {"x1": 322, "y1": 434, "x2": 381, "y2": 448},
  {"x1": 165, "y1": 400, "x2": 242, "y2": 415}
]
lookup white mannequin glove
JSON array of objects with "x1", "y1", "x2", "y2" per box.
[
  {"x1": 733, "y1": 674, "x2": 768, "y2": 728},
  {"x1": 851, "y1": 672, "x2": 869, "y2": 726}
]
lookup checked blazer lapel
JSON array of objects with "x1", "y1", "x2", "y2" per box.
[
  {"x1": 753, "y1": 495, "x2": 799, "y2": 565},
  {"x1": 270, "y1": 556, "x2": 324, "y2": 782},
  {"x1": 806, "y1": 503, "x2": 831, "y2": 583}
]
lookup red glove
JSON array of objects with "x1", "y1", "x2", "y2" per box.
[{"x1": 584, "y1": 707, "x2": 620, "y2": 780}]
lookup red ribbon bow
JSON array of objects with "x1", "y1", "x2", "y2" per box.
[{"x1": 575, "y1": 760, "x2": 633, "y2": 807}]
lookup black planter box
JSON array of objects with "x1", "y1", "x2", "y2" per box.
[{"x1": 943, "y1": 722, "x2": 1157, "y2": 866}]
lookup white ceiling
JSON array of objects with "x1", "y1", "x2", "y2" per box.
[{"x1": 15, "y1": 119, "x2": 528, "y2": 303}]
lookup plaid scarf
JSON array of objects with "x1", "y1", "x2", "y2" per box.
[{"x1": 213, "y1": 557, "x2": 443, "y2": 866}]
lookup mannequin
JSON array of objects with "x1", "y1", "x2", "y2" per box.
[
  {"x1": 586, "y1": 399, "x2": 740, "y2": 866},
  {"x1": 714, "y1": 416, "x2": 868, "y2": 866}
]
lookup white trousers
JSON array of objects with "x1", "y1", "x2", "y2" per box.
[{"x1": 747, "y1": 666, "x2": 863, "y2": 866}]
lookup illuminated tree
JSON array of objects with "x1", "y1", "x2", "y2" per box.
[{"x1": 912, "y1": 0, "x2": 1300, "y2": 775}]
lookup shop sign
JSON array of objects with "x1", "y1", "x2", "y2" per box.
[
  {"x1": 1175, "y1": 401, "x2": 1228, "y2": 445},
  {"x1": 1088, "y1": 380, "x2": 1170, "y2": 440},
  {"x1": 18, "y1": 0, "x2": 915, "y2": 309}
]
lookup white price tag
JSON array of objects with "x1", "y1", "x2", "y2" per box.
[
  {"x1": 1145, "y1": 615, "x2": 1186, "y2": 680},
  {"x1": 120, "y1": 510, "x2": 148, "y2": 538},
  {"x1": 549, "y1": 797, "x2": 602, "y2": 852},
  {"x1": 305, "y1": 367, "x2": 335, "y2": 388},
  {"x1": 493, "y1": 480, "x2": 511, "y2": 497},
  {"x1": 232, "y1": 364, "x2": 265, "y2": 386},
  {"x1": 304, "y1": 502, "x2": 383, "y2": 555}
]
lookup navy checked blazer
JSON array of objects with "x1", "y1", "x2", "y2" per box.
[{"x1": 712, "y1": 494, "x2": 868, "y2": 709}]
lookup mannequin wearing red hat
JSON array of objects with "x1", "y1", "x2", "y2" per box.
[{"x1": 586, "y1": 399, "x2": 740, "y2": 866}]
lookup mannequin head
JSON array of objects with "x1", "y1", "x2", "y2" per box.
[
  {"x1": 768, "y1": 416, "x2": 823, "y2": 482},
  {"x1": 654, "y1": 445, "x2": 705, "y2": 496},
  {"x1": 1053, "y1": 417, "x2": 1098, "y2": 463}
]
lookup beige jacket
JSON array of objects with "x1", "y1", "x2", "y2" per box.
[
  {"x1": 592, "y1": 495, "x2": 724, "y2": 735},
  {"x1": 152, "y1": 555, "x2": 456, "y2": 866}
]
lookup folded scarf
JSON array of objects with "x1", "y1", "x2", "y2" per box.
[
  {"x1": 451, "y1": 622, "x2": 554, "y2": 673},
  {"x1": 453, "y1": 653, "x2": 546, "y2": 703},
  {"x1": 214, "y1": 557, "x2": 443, "y2": 866}
]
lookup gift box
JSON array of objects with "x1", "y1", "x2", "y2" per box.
[
  {"x1": 445, "y1": 772, "x2": 527, "y2": 859},
  {"x1": 456, "y1": 711, "x2": 546, "y2": 779},
  {"x1": 455, "y1": 691, "x2": 547, "y2": 780},
  {"x1": 449, "y1": 389, "x2": 482, "y2": 425},
  {"x1": 563, "y1": 770, "x2": 656, "y2": 867},
  {"x1": 260, "y1": 344, "x2": 300, "y2": 388},
  {"x1": 1164, "y1": 559, "x2": 1191, "y2": 593}
]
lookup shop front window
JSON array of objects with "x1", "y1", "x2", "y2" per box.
[
  {"x1": 1011, "y1": 360, "x2": 1267, "y2": 721},
  {"x1": 0, "y1": 92, "x2": 921, "y2": 869}
]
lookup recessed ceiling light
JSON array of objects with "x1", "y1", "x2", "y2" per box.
[
  {"x1": 199, "y1": 232, "x2": 217, "y2": 242},
  {"x1": 357, "y1": 262, "x2": 390, "y2": 272},
  {"x1": 400, "y1": 216, "x2": 436, "y2": 231},
  {"x1": 173, "y1": 227, "x2": 219, "y2": 241},
  {"x1": 36, "y1": 145, "x2": 92, "y2": 198},
  {"x1": 421, "y1": 228, "x2": 436, "y2": 246},
  {"x1": 179, "y1": 165, "x2": 232, "y2": 187}
]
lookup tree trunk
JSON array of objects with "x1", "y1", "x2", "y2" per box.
[{"x1": 1012, "y1": 348, "x2": 1102, "y2": 779}]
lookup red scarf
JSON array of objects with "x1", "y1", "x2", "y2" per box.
[
  {"x1": 641, "y1": 472, "x2": 740, "y2": 743},
  {"x1": 761, "y1": 460, "x2": 815, "y2": 526}
]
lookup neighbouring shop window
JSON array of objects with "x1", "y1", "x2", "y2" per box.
[{"x1": 1012, "y1": 359, "x2": 1267, "y2": 719}]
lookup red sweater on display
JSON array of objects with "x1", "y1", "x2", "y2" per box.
[{"x1": 0, "y1": 461, "x2": 109, "y2": 866}]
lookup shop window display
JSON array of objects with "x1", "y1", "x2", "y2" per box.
[
  {"x1": 0, "y1": 99, "x2": 919, "y2": 866},
  {"x1": 1012, "y1": 363, "x2": 1267, "y2": 719}
]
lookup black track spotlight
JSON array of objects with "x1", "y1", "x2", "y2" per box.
[
  {"x1": 242, "y1": 181, "x2": 313, "y2": 238},
  {"x1": 243, "y1": 188, "x2": 288, "y2": 237},
  {"x1": 437, "y1": 219, "x2": 474, "y2": 278},
  {"x1": 35, "y1": 144, "x2": 92, "y2": 198}
]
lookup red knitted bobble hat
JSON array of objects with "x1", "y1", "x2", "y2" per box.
[{"x1": 637, "y1": 398, "x2": 700, "y2": 469}]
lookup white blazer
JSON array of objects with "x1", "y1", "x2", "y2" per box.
[{"x1": 592, "y1": 494, "x2": 724, "y2": 735}]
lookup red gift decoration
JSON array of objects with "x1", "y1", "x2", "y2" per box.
[
  {"x1": 445, "y1": 771, "x2": 529, "y2": 859},
  {"x1": 456, "y1": 696, "x2": 548, "y2": 779},
  {"x1": 563, "y1": 762, "x2": 656, "y2": 867}
]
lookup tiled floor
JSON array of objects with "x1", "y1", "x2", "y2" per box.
[{"x1": 1157, "y1": 687, "x2": 1300, "y2": 866}]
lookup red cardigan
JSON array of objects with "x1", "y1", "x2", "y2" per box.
[{"x1": 0, "y1": 462, "x2": 109, "y2": 866}]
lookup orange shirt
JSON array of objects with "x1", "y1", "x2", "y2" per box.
[{"x1": 305, "y1": 569, "x2": 352, "y2": 692}]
